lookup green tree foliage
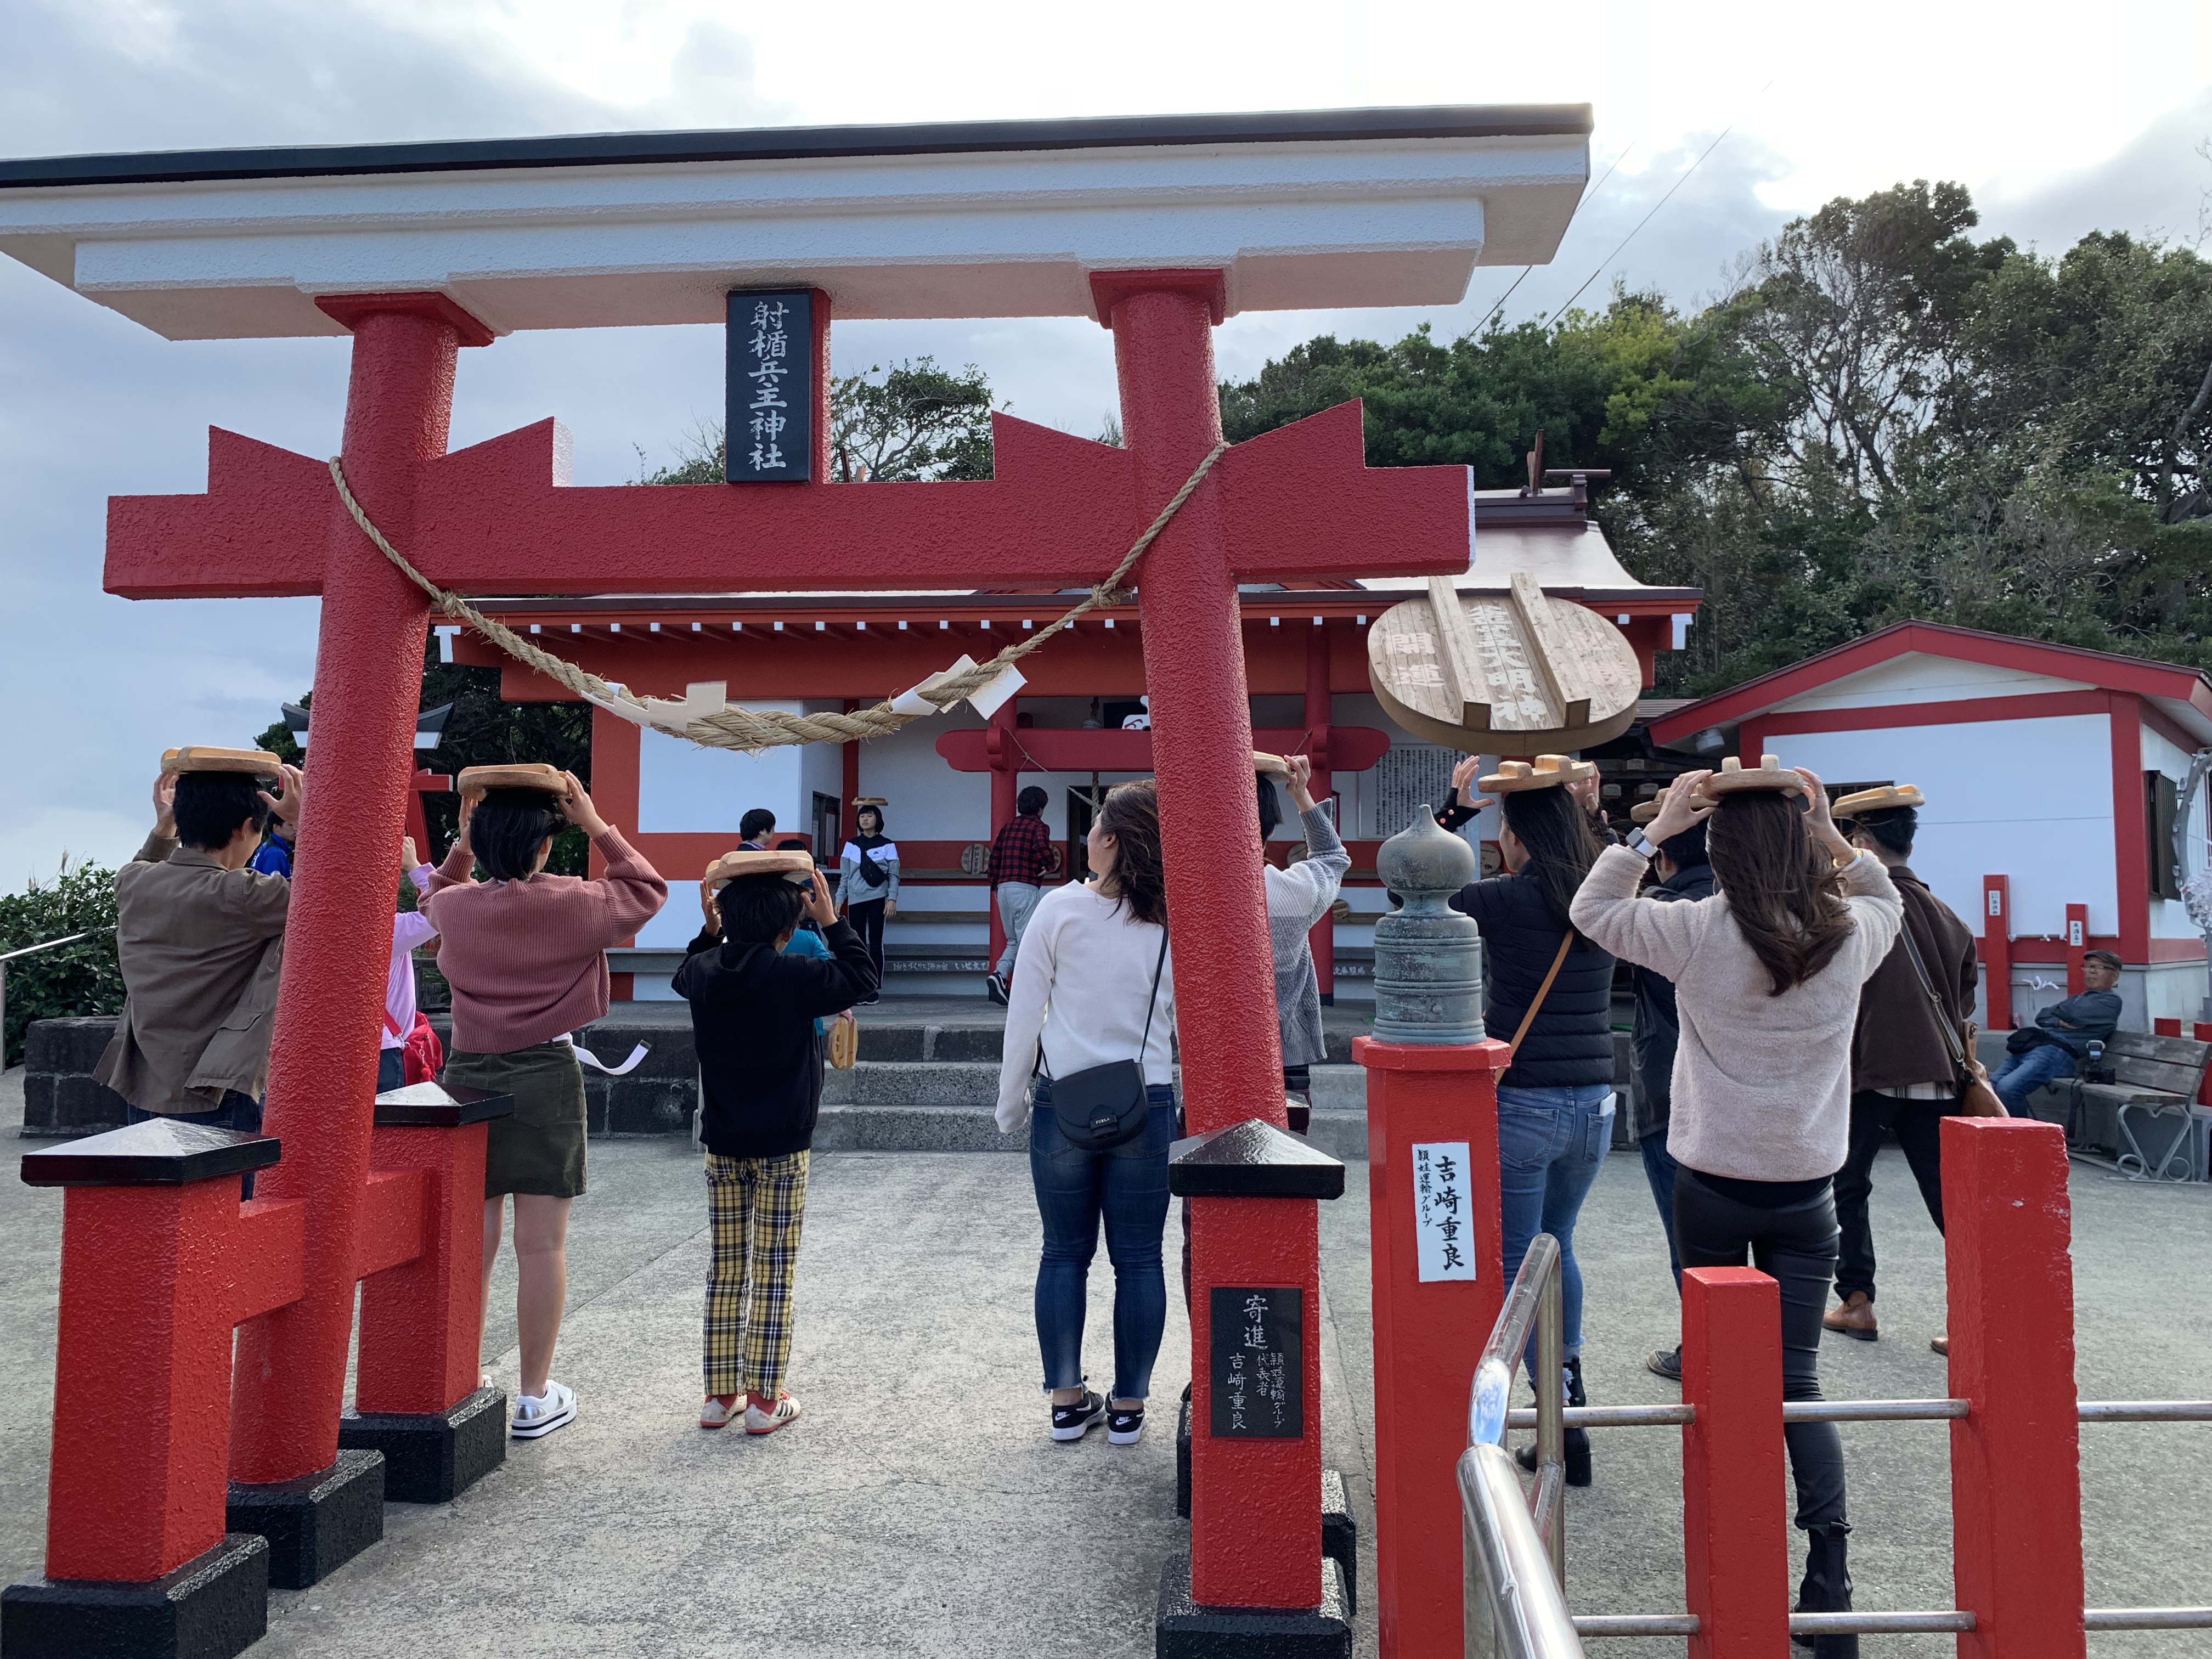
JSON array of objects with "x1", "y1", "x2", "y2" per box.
[
  {"x1": 2, "y1": 859, "x2": 122, "y2": 1066},
  {"x1": 1217, "y1": 180, "x2": 2212, "y2": 697}
]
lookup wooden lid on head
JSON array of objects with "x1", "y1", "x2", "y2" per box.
[
  {"x1": 1629, "y1": 799, "x2": 1664, "y2": 825},
  {"x1": 458, "y1": 764, "x2": 565, "y2": 800},
  {"x1": 1480, "y1": 755, "x2": 1595, "y2": 794},
  {"x1": 705, "y1": 848, "x2": 816, "y2": 889},
  {"x1": 161, "y1": 746, "x2": 282, "y2": 777},
  {"x1": 1702, "y1": 754, "x2": 1804, "y2": 797},
  {"x1": 1832, "y1": 783, "x2": 1924, "y2": 820},
  {"x1": 1253, "y1": 751, "x2": 1291, "y2": 776},
  {"x1": 851, "y1": 796, "x2": 887, "y2": 808}
]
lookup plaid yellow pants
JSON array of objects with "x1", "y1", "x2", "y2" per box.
[{"x1": 703, "y1": 1150, "x2": 811, "y2": 1399}]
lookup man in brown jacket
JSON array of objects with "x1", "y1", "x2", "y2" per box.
[
  {"x1": 1823, "y1": 788, "x2": 1976, "y2": 1351},
  {"x1": 93, "y1": 759, "x2": 303, "y2": 1148}
]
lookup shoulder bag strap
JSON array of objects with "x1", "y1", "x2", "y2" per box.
[
  {"x1": 1895, "y1": 911, "x2": 1971, "y2": 1077},
  {"x1": 1508, "y1": 932, "x2": 1575, "y2": 1058},
  {"x1": 1135, "y1": 929, "x2": 1169, "y2": 1058}
]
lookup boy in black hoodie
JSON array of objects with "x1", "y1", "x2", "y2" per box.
[{"x1": 677, "y1": 853, "x2": 876, "y2": 1434}]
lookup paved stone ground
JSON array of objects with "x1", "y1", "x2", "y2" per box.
[{"x1": 5, "y1": 1065, "x2": 2210, "y2": 1655}]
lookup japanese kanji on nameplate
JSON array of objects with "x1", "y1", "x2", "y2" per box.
[
  {"x1": 1412, "y1": 1141, "x2": 1475, "y2": 1283},
  {"x1": 725, "y1": 288, "x2": 814, "y2": 482}
]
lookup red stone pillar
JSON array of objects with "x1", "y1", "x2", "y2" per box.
[
  {"x1": 1981, "y1": 875, "x2": 2012, "y2": 1029},
  {"x1": 1944, "y1": 1116, "x2": 2085, "y2": 1659},
  {"x1": 1304, "y1": 622, "x2": 1336, "y2": 1002},
  {"x1": 1097, "y1": 270, "x2": 1304, "y2": 1614},
  {"x1": 1680, "y1": 1266, "x2": 1787, "y2": 1659},
  {"x1": 229, "y1": 296, "x2": 488, "y2": 1519},
  {"x1": 1355, "y1": 1035, "x2": 1507, "y2": 1657}
]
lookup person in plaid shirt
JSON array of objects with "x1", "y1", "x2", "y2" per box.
[{"x1": 985, "y1": 786, "x2": 1056, "y2": 1004}]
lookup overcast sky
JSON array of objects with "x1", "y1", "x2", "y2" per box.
[{"x1": 3, "y1": 0, "x2": 2209, "y2": 885}]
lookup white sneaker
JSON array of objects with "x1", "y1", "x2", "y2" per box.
[
  {"x1": 744, "y1": 1390, "x2": 802, "y2": 1436},
  {"x1": 511, "y1": 1379, "x2": 577, "y2": 1440}
]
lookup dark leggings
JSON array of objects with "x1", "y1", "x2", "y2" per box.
[
  {"x1": 848, "y1": 898, "x2": 887, "y2": 986},
  {"x1": 1673, "y1": 1167, "x2": 1847, "y2": 1531},
  {"x1": 1832, "y1": 1090, "x2": 1946, "y2": 1304}
]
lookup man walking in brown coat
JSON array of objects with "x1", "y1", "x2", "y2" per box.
[
  {"x1": 94, "y1": 752, "x2": 303, "y2": 1163},
  {"x1": 1822, "y1": 786, "x2": 1976, "y2": 1353}
]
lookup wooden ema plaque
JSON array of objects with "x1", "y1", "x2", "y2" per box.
[
  {"x1": 1367, "y1": 571, "x2": 1642, "y2": 752},
  {"x1": 1209, "y1": 1286, "x2": 1304, "y2": 1438}
]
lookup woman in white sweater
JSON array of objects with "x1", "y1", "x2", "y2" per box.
[
  {"x1": 1570, "y1": 760, "x2": 1900, "y2": 1659},
  {"x1": 996, "y1": 781, "x2": 1176, "y2": 1448}
]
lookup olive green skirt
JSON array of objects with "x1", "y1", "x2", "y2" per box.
[{"x1": 445, "y1": 1040, "x2": 588, "y2": 1199}]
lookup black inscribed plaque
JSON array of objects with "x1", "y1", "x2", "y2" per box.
[
  {"x1": 1209, "y1": 1286, "x2": 1304, "y2": 1439},
  {"x1": 725, "y1": 289, "x2": 814, "y2": 483}
]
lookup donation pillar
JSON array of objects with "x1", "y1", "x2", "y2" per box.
[{"x1": 1356, "y1": 806, "x2": 1506, "y2": 1659}]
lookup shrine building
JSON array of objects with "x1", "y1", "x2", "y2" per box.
[
  {"x1": 1647, "y1": 622, "x2": 2212, "y2": 1030},
  {"x1": 450, "y1": 470, "x2": 1701, "y2": 999}
]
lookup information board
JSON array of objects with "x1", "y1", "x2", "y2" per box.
[{"x1": 1209, "y1": 1286, "x2": 1304, "y2": 1439}]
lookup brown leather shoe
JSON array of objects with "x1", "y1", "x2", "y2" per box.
[
  {"x1": 1822, "y1": 1291, "x2": 1878, "y2": 1341},
  {"x1": 1929, "y1": 1334, "x2": 1949, "y2": 1357}
]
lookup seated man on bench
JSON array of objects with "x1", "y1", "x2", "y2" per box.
[{"x1": 1989, "y1": 950, "x2": 2123, "y2": 1120}]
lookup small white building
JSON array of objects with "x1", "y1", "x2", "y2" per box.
[{"x1": 1647, "y1": 622, "x2": 2212, "y2": 1032}]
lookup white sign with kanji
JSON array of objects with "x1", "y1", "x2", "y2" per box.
[{"x1": 1412, "y1": 1141, "x2": 1475, "y2": 1283}]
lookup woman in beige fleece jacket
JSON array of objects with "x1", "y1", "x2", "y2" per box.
[{"x1": 1570, "y1": 763, "x2": 1900, "y2": 1659}]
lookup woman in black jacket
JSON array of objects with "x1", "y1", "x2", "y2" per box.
[{"x1": 1444, "y1": 753, "x2": 1615, "y2": 1485}]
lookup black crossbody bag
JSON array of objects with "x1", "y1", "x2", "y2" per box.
[{"x1": 1041, "y1": 931, "x2": 1169, "y2": 1152}]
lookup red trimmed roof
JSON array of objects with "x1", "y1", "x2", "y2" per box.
[{"x1": 1647, "y1": 621, "x2": 2212, "y2": 746}]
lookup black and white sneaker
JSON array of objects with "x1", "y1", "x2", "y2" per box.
[
  {"x1": 1107, "y1": 1403, "x2": 1145, "y2": 1446},
  {"x1": 985, "y1": 973, "x2": 1008, "y2": 1006},
  {"x1": 1051, "y1": 1390, "x2": 1107, "y2": 1442}
]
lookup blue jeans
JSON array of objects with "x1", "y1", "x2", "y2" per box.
[
  {"x1": 1990, "y1": 1042, "x2": 2075, "y2": 1121},
  {"x1": 1639, "y1": 1131, "x2": 1681, "y2": 1289},
  {"x1": 1497, "y1": 1084, "x2": 1614, "y2": 1364},
  {"x1": 126, "y1": 1092, "x2": 264, "y2": 1198},
  {"x1": 1029, "y1": 1082, "x2": 1176, "y2": 1401}
]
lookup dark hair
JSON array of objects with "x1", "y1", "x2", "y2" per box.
[
  {"x1": 740, "y1": 808, "x2": 776, "y2": 842},
  {"x1": 1017, "y1": 786, "x2": 1048, "y2": 816},
  {"x1": 716, "y1": 873, "x2": 806, "y2": 944},
  {"x1": 472, "y1": 788, "x2": 565, "y2": 882},
  {"x1": 773, "y1": 836, "x2": 813, "y2": 854},
  {"x1": 1706, "y1": 791, "x2": 1855, "y2": 996},
  {"x1": 1658, "y1": 819, "x2": 1710, "y2": 870},
  {"x1": 1256, "y1": 772, "x2": 1283, "y2": 839},
  {"x1": 1498, "y1": 786, "x2": 1607, "y2": 934},
  {"x1": 1848, "y1": 806, "x2": 1916, "y2": 860},
  {"x1": 856, "y1": 804, "x2": 884, "y2": 833},
  {"x1": 1096, "y1": 780, "x2": 1167, "y2": 928},
  {"x1": 172, "y1": 772, "x2": 269, "y2": 851},
  {"x1": 2084, "y1": 949, "x2": 2121, "y2": 971}
]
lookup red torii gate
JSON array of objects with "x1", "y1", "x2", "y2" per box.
[{"x1": 97, "y1": 275, "x2": 1475, "y2": 1618}]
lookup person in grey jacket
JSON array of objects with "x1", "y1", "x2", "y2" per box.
[
  {"x1": 836, "y1": 800, "x2": 899, "y2": 1005},
  {"x1": 1987, "y1": 951, "x2": 2123, "y2": 1120},
  {"x1": 1260, "y1": 756, "x2": 1350, "y2": 1132}
]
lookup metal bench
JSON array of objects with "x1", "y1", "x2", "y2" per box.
[{"x1": 2069, "y1": 1030, "x2": 2212, "y2": 1182}]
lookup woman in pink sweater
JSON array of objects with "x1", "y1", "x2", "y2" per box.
[{"x1": 425, "y1": 770, "x2": 668, "y2": 1441}]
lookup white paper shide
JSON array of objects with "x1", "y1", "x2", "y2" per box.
[{"x1": 1412, "y1": 1141, "x2": 1475, "y2": 1283}]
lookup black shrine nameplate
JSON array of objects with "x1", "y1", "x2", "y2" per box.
[
  {"x1": 1209, "y1": 1286, "x2": 1304, "y2": 1439},
  {"x1": 725, "y1": 288, "x2": 814, "y2": 483}
]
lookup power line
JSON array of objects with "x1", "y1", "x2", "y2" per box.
[
  {"x1": 1476, "y1": 139, "x2": 1638, "y2": 335},
  {"x1": 1545, "y1": 122, "x2": 1738, "y2": 320}
]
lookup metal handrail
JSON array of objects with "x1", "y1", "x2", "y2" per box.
[
  {"x1": 0, "y1": 931, "x2": 102, "y2": 964},
  {"x1": 1457, "y1": 1238, "x2": 2212, "y2": 1650}
]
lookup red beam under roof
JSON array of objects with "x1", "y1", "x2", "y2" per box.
[{"x1": 937, "y1": 726, "x2": 1392, "y2": 774}]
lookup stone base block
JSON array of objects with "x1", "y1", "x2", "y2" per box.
[
  {"x1": 1155, "y1": 1554, "x2": 1351, "y2": 1658},
  {"x1": 225, "y1": 1449, "x2": 384, "y2": 1590},
  {"x1": 1320, "y1": 1469, "x2": 1356, "y2": 1618},
  {"x1": 338, "y1": 1387, "x2": 506, "y2": 1504},
  {"x1": 1, "y1": 1532, "x2": 268, "y2": 1659}
]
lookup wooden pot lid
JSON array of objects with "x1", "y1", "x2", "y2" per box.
[
  {"x1": 1367, "y1": 572, "x2": 1642, "y2": 752},
  {"x1": 706, "y1": 848, "x2": 817, "y2": 888},
  {"x1": 458, "y1": 763, "x2": 565, "y2": 799},
  {"x1": 1702, "y1": 754, "x2": 1804, "y2": 797},
  {"x1": 1629, "y1": 799, "x2": 1664, "y2": 825},
  {"x1": 1832, "y1": 783, "x2": 1923, "y2": 820},
  {"x1": 1480, "y1": 754, "x2": 1595, "y2": 793},
  {"x1": 1253, "y1": 751, "x2": 1291, "y2": 776},
  {"x1": 160, "y1": 746, "x2": 282, "y2": 777},
  {"x1": 852, "y1": 796, "x2": 888, "y2": 807}
]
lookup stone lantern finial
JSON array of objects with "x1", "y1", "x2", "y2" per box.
[{"x1": 1370, "y1": 805, "x2": 1484, "y2": 1045}]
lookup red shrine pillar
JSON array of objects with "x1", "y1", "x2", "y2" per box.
[
  {"x1": 1099, "y1": 272, "x2": 1340, "y2": 1642},
  {"x1": 227, "y1": 294, "x2": 490, "y2": 1565},
  {"x1": 985, "y1": 698, "x2": 1018, "y2": 970},
  {"x1": 1304, "y1": 622, "x2": 1336, "y2": 1001}
]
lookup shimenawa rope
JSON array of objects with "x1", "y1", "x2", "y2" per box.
[{"x1": 326, "y1": 441, "x2": 1229, "y2": 752}]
